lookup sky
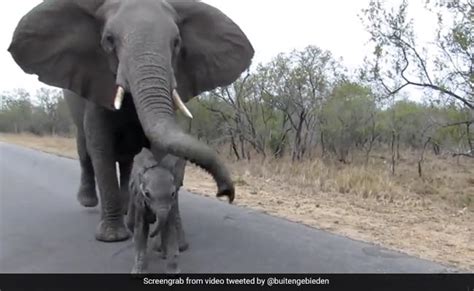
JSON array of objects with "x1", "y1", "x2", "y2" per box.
[{"x1": 0, "y1": 0, "x2": 437, "y2": 96}]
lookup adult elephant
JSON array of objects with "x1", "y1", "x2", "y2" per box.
[{"x1": 8, "y1": 0, "x2": 254, "y2": 242}]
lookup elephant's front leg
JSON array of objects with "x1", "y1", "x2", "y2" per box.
[
  {"x1": 161, "y1": 212, "x2": 180, "y2": 274},
  {"x1": 175, "y1": 193, "x2": 189, "y2": 251},
  {"x1": 76, "y1": 122, "x2": 98, "y2": 207},
  {"x1": 85, "y1": 109, "x2": 130, "y2": 242},
  {"x1": 132, "y1": 211, "x2": 149, "y2": 274},
  {"x1": 90, "y1": 155, "x2": 130, "y2": 242},
  {"x1": 171, "y1": 158, "x2": 188, "y2": 251},
  {"x1": 63, "y1": 90, "x2": 97, "y2": 208}
]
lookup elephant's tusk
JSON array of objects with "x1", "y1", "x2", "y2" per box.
[
  {"x1": 114, "y1": 86, "x2": 125, "y2": 110},
  {"x1": 172, "y1": 89, "x2": 193, "y2": 119}
]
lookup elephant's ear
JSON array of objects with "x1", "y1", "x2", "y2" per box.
[
  {"x1": 170, "y1": 1, "x2": 254, "y2": 102},
  {"x1": 8, "y1": 0, "x2": 116, "y2": 110},
  {"x1": 159, "y1": 155, "x2": 186, "y2": 187},
  {"x1": 129, "y1": 176, "x2": 140, "y2": 201},
  {"x1": 131, "y1": 175, "x2": 148, "y2": 212},
  {"x1": 172, "y1": 158, "x2": 186, "y2": 188}
]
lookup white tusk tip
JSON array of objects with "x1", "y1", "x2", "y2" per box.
[
  {"x1": 173, "y1": 89, "x2": 193, "y2": 119},
  {"x1": 114, "y1": 87, "x2": 125, "y2": 110}
]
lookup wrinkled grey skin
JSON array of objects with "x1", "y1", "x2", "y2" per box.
[
  {"x1": 64, "y1": 91, "x2": 145, "y2": 212},
  {"x1": 127, "y1": 148, "x2": 184, "y2": 274},
  {"x1": 9, "y1": 0, "x2": 254, "y2": 242}
]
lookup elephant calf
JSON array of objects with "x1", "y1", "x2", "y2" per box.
[{"x1": 127, "y1": 148, "x2": 186, "y2": 274}]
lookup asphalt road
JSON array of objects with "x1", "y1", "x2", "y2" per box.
[{"x1": 0, "y1": 142, "x2": 453, "y2": 273}]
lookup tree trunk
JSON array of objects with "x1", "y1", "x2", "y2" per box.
[
  {"x1": 391, "y1": 130, "x2": 396, "y2": 175},
  {"x1": 418, "y1": 137, "x2": 432, "y2": 178},
  {"x1": 467, "y1": 123, "x2": 473, "y2": 152}
]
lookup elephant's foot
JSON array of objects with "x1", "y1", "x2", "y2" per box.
[
  {"x1": 131, "y1": 264, "x2": 146, "y2": 274},
  {"x1": 95, "y1": 219, "x2": 130, "y2": 242},
  {"x1": 77, "y1": 185, "x2": 98, "y2": 208},
  {"x1": 153, "y1": 241, "x2": 189, "y2": 253},
  {"x1": 178, "y1": 229, "x2": 189, "y2": 251},
  {"x1": 178, "y1": 240, "x2": 189, "y2": 252},
  {"x1": 165, "y1": 262, "x2": 180, "y2": 274}
]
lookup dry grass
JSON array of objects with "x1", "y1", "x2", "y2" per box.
[
  {"x1": 0, "y1": 133, "x2": 77, "y2": 159},
  {"x1": 1, "y1": 133, "x2": 473, "y2": 271},
  {"x1": 186, "y1": 154, "x2": 474, "y2": 271}
]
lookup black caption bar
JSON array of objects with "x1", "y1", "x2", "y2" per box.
[{"x1": 0, "y1": 274, "x2": 472, "y2": 291}]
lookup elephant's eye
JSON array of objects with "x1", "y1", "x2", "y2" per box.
[
  {"x1": 106, "y1": 35, "x2": 114, "y2": 45},
  {"x1": 173, "y1": 37, "x2": 181, "y2": 48},
  {"x1": 102, "y1": 32, "x2": 116, "y2": 53},
  {"x1": 173, "y1": 37, "x2": 181, "y2": 51},
  {"x1": 171, "y1": 191, "x2": 176, "y2": 199}
]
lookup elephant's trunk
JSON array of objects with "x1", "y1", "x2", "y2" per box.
[
  {"x1": 128, "y1": 53, "x2": 235, "y2": 201},
  {"x1": 150, "y1": 213, "x2": 167, "y2": 238}
]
